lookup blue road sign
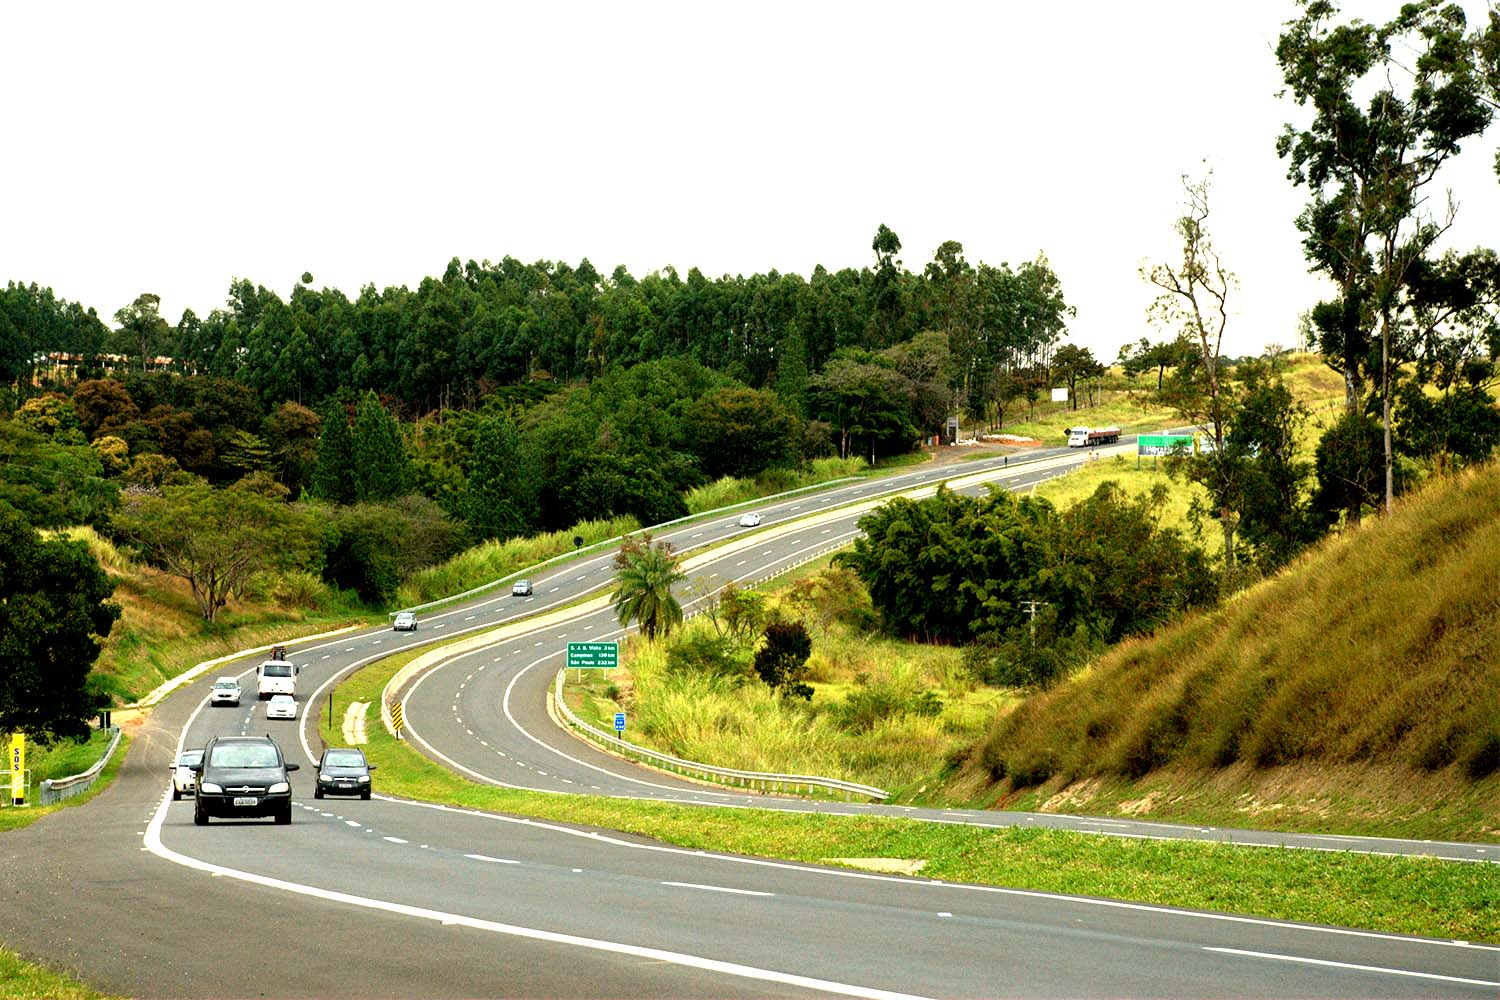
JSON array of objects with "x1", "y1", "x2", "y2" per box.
[{"x1": 613, "y1": 712, "x2": 626, "y2": 732}]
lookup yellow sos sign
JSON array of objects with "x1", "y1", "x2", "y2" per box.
[{"x1": 9, "y1": 733, "x2": 25, "y2": 803}]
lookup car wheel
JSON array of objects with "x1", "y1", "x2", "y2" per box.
[
  {"x1": 193, "y1": 804, "x2": 208, "y2": 826},
  {"x1": 275, "y1": 804, "x2": 291, "y2": 825},
  {"x1": 314, "y1": 787, "x2": 323, "y2": 799},
  {"x1": 361, "y1": 789, "x2": 371, "y2": 800},
  {"x1": 171, "y1": 787, "x2": 180, "y2": 801}
]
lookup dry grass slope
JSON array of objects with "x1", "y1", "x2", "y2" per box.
[{"x1": 980, "y1": 463, "x2": 1500, "y2": 794}]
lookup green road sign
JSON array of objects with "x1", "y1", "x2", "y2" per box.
[
  {"x1": 567, "y1": 641, "x2": 619, "y2": 669},
  {"x1": 1137, "y1": 434, "x2": 1195, "y2": 456}
]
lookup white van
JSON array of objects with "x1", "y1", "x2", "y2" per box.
[{"x1": 256, "y1": 659, "x2": 297, "y2": 700}]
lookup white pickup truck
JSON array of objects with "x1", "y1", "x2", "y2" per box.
[{"x1": 256, "y1": 659, "x2": 297, "y2": 700}]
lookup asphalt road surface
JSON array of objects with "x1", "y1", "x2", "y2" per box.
[{"x1": 3, "y1": 442, "x2": 1496, "y2": 998}]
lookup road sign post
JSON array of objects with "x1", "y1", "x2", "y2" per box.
[{"x1": 390, "y1": 700, "x2": 405, "y2": 740}]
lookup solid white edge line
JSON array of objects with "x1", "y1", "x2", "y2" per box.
[
  {"x1": 662, "y1": 881, "x2": 774, "y2": 898},
  {"x1": 1204, "y1": 947, "x2": 1500, "y2": 988},
  {"x1": 143, "y1": 797, "x2": 928, "y2": 1000}
]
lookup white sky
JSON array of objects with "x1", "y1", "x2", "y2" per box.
[{"x1": 4, "y1": 1, "x2": 1497, "y2": 363}]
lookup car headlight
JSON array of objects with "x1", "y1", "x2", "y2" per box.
[
  {"x1": 357, "y1": 775, "x2": 370, "y2": 783},
  {"x1": 200, "y1": 782, "x2": 223, "y2": 793},
  {"x1": 268, "y1": 782, "x2": 290, "y2": 794}
]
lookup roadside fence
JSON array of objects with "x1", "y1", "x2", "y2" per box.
[{"x1": 38, "y1": 727, "x2": 123, "y2": 806}]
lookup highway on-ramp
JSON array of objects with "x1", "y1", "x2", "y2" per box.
[{"x1": 2, "y1": 443, "x2": 1495, "y2": 998}]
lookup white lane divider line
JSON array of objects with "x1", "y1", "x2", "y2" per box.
[
  {"x1": 1204, "y1": 948, "x2": 1499, "y2": 988},
  {"x1": 662, "y1": 881, "x2": 773, "y2": 897},
  {"x1": 465, "y1": 615, "x2": 477, "y2": 621},
  {"x1": 344, "y1": 820, "x2": 360, "y2": 827},
  {"x1": 321, "y1": 654, "x2": 331, "y2": 660},
  {"x1": 465, "y1": 854, "x2": 520, "y2": 865},
  {"x1": 384, "y1": 837, "x2": 408, "y2": 844}
]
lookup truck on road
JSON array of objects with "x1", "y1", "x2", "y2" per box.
[
  {"x1": 256, "y1": 658, "x2": 297, "y2": 700},
  {"x1": 1066, "y1": 426, "x2": 1122, "y2": 447}
]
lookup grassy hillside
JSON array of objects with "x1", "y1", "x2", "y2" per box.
[{"x1": 970, "y1": 461, "x2": 1500, "y2": 839}]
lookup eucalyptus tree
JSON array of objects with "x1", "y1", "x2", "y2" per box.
[{"x1": 1277, "y1": 0, "x2": 1494, "y2": 513}]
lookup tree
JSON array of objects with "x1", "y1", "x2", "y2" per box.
[
  {"x1": 351, "y1": 391, "x2": 407, "y2": 502},
  {"x1": 0, "y1": 503, "x2": 118, "y2": 743},
  {"x1": 685, "y1": 387, "x2": 800, "y2": 480},
  {"x1": 112, "y1": 480, "x2": 318, "y2": 621},
  {"x1": 1050, "y1": 344, "x2": 1104, "y2": 411},
  {"x1": 867, "y1": 224, "x2": 906, "y2": 348},
  {"x1": 807, "y1": 353, "x2": 915, "y2": 462},
  {"x1": 1145, "y1": 172, "x2": 1246, "y2": 580},
  {"x1": 312, "y1": 399, "x2": 356, "y2": 504},
  {"x1": 263, "y1": 401, "x2": 322, "y2": 496},
  {"x1": 1231, "y1": 365, "x2": 1318, "y2": 572},
  {"x1": 610, "y1": 533, "x2": 686, "y2": 641},
  {"x1": 111, "y1": 293, "x2": 172, "y2": 371},
  {"x1": 464, "y1": 411, "x2": 530, "y2": 541},
  {"x1": 785, "y1": 565, "x2": 867, "y2": 640},
  {"x1": 753, "y1": 620, "x2": 813, "y2": 700},
  {"x1": 1277, "y1": 0, "x2": 1494, "y2": 514}
]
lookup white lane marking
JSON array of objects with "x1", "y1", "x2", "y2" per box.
[
  {"x1": 465, "y1": 854, "x2": 520, "y2": 865},
  {"x1": 479, "y1": 740, "x2": 488, "y2": 747},
  {"x1": 548, "y1": 587, "x2": 559, "y2": 593},
  {"x1": 344, "y1": 820, "x2": 360, "y2": 827},
  {"x1": 662, "y1": 882, "x2": 773, "y2": 898},
  {"x1": 433, "y1": 624, "x2": 445, "y2": 629},
  {"x1": 465, "y1": 615, "x2": 477, "y2": 621},
  {"x1": 1204, "y1": 948, "x2": 1499, "y2": 988},
  {"x1": 691, "y1": 533, "x2": 703, "y2": 538},
  {"x1": 534, "y1": 641, "x2": 544, "y2": 647},
  {"x1": 321, "y1": 654, "x2": 331, "y2": 660},
  {"x1": 938, "y1": 912, "x2": 952, "y2": 918},
  {"x1": 790, "y1": 505, "x2": 800, "y2": 510},
  {"x1": 821, "y1": 528, "x2": 832, "y2": 534},
  {"x1": 372, "y1": 640, "x2": 382, "y2": 645},
  {"x1": 384, "y1": 837, "x2": 408, "y2": 844},
  {"x1": 145, "y1": 804, "x2": 927, "y2": 1000},
  {"x1": 344, "y1": 646, "x2": 356, "y2": 652},
  {"x1": 735, "y1": 560, "x2": 746, "y2": 567},
  {"x1": 576, "y1": 575, "x2": 587, "y2": 582}
]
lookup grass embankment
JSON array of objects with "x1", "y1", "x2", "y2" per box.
[
  {"x1": 65, "y1": 527, "x2": 369, "y2": 705},
  {"x1": 0, "y1": 729, "x2": 130, "y2": 833},
  {"x1": 333, "y1": 648, "x2": 1498, "y2": 942},
  {"x1": 973, "y1": 462, "x2": 1500, "y2": 841},
  {"x1": 684, "y1": 456, "x2": 870, "y2": 514}
]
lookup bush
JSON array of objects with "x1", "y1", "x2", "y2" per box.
[{"x1": 665, "y1": 631, "x2": 750, "y2": 682}]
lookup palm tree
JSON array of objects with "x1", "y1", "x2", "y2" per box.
[{"x1": 611, "y1": 534, "x2": 686, "y2": 640}]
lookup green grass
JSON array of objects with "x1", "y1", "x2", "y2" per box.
[
  {"x1": 396, "y1": 516, "x2": 640, "y2": 607},
  {"x1": 684, "y1": 457, "x2": 868, "y2": 514},
  {"x1": 335, "y1": 650, "x2": 1498, "y2": 942},
  {"x1": 0, "y1": 731, "x2": 130, "y2": 834},
  {"x1": 0, "y1": 947, "x2": 118, "y2": 1000},
  {"x1": 972, "y1": 461, "x2": 1500, "y2": 841}
]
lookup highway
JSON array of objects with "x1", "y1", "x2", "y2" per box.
[{"x1": 2, "y1": 441, "x2": 1496, "y2": 998}]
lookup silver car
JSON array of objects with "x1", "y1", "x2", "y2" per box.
[
  {"x1": 393, "y1": 611, "x2": 418, "y2": 631},
  {"x1": 170, "y1": 749, "x2": 203, "y2": 800},
  {"x1": 210, "y1": 677, "x2": 242, "y2": 706}
]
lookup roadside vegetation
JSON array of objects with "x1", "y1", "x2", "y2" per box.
[
  {"x1": 0, "y1": 730, "x2": 128, "y2": 834},
  {"x1": 330, "y1": 647, "x2": 1497, "y2": 943},
  {"x1": 0, "y1": 946, "x2": 117, "y2": 1000}
]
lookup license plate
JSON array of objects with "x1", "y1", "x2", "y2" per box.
[{"x1": 232, "y1": 796, "x2": 258, "y2": 807}]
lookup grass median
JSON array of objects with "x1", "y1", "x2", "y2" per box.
[{"x1": 335, "y1": 646, "x2": 1499, "y2": 943}]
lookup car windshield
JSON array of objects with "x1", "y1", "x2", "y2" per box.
[
  {"x1": 324, "y1": 751, "x2": 365, "y2": 768},
  {"x1": 209, "y1": 744, "x2": 280, "y2": 768},
  {"x1": 178, "y1": 750, "x2": 203, "y2": 766}
]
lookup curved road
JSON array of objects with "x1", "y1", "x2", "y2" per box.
[{"x1": 1, "y1": 443, "x2": 1495, "y2": 998}]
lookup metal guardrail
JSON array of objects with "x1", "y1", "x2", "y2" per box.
[
  {"x1": 393, "y1": 477, "x2": 863, "y2": 618},
  {"x1": 553, "y1": 670, "x2": 887, "y2": 802},
  {"x1": 37, "y1": 727, "x2": 123, "y2": 806}
]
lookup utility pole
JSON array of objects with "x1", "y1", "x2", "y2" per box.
[{"x1": 1019, "y1": 599, "x2": 1047, "y2": 637}]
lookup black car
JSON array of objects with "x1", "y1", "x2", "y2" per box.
[
  {"x1": 191, "y1": 735, "x2": 299, "y2": 825},
  {"x1": 314, "y1": 747, "x2": 375, "y2": 799}
]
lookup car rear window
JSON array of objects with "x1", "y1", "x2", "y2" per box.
[{"x1": 262, "y1": 663, "x2": 292, "y2": 677}]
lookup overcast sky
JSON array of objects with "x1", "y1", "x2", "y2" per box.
[{"x1": 4, "y1": 1, "x2": 1497, "y2": 363}]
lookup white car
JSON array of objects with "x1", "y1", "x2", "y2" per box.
[
  {"x1": 737, "y1": 512, "x2": 762, "y2": 527},
  {"x1": 511, "y1": 579, "x2": 533, "y2": 597},
  {"x1": 392, "y1": 611, "x2": 417, "y2": 631},
  {"x1": 210, "y1": 677, "x2": 242, "y2": 706},
  {"x1": 266, "y1": 694, "x2": 298, "y2": 720},
  {"x1": 169, "y1": 748, "x2": 203, "y2": 800}
]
